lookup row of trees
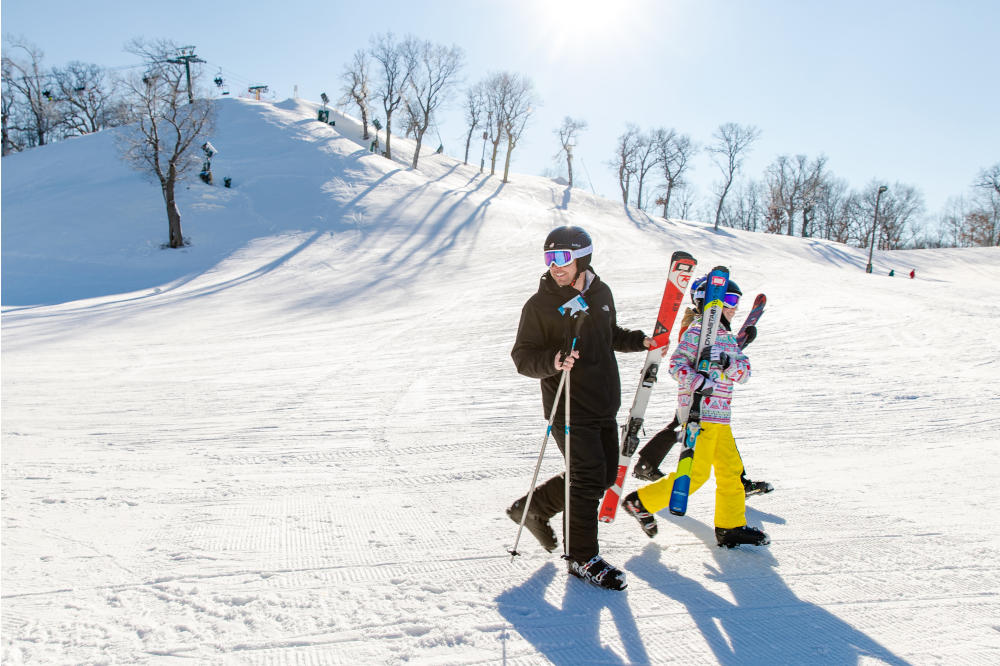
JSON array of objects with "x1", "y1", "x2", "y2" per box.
[
  {"x1": 2, "y1": 37, "x2": 132, "y2": 154},
  {"x1": 606, "y1": 119, "x2": 998, "y2": 249},
  {"x1": 7, "y1": 33, "x2": 995, "y2": 250},
  {"x1": 339, "y1": 33, "x2": 465, "y2": 170},
  {"x1": 939, "y1": 164, "x2": 1000, "y2": 247},
  {"x1": 338, "y1": 33, "x2": 539, "y2": 183}
]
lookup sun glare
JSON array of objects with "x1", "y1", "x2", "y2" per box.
[{"x1": 532, "y1": 0, "x2": 645, "y2": 61}]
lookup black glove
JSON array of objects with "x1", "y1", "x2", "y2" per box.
[
  {"x1": 691, "y1": 371, "x2": 715, "y2": 396},
  {"x1": 740, "y1": 325, "x2": 757, "y2": 349},
  {"x1": 709, "y1": 345, "x2": 733, "y2": 371}
]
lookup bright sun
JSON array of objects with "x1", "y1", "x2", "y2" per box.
[{"x1": 532, "y1": 0, "x2": 648, "y2": 61}]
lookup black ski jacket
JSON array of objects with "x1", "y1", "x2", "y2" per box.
[{"x1": 511, "y1": 270, "x2": 647, "y2": 425}]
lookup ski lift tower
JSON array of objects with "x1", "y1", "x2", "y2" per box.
[
  {"x1": 166, "y1": 46, "x2": 205, "y2": 104},
  {"x1": 248, "y1": 85, "x2": 269, "y2": 101}
]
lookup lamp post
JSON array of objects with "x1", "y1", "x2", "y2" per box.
[
  {"x1": 866, "y1": 185, "x2": 888, "y2": 273},
  {"x1": 480, "y1": 130, "x2": 488, "y2": 173}
]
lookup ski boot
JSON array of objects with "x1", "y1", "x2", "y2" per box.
[
  {"x1": 632, "y1": 459, "x2": 665, "y2": 482},
  {"x1": 715, "y1": 525, "x2": 770, "y2": 548},
  {"x1": 622, "y1": 491, "x2": 658, "y2": 537},
  {"x1": 743, "y1": 478, "x2": 774, "y2": 497},
  {"x1": 506, "y1": 498, "x2": 557, "y2": 552},
  {"x1": 567, "y1": 555, "x2": 627, "y2": 591}
]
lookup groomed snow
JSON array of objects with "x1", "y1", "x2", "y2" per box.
[{"x1": 3, "y1": 98, "x2": 999, "y2": 664}]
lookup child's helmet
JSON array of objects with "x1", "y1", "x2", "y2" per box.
[{"x1": 690, "y1": 275, "x2": 741, "y2": 312}]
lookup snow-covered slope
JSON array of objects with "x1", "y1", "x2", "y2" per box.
[{"x1": 3, "y1": 98, "x2": 999, "y2": 664}]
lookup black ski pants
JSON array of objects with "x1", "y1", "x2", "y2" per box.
[
  {"x1": 526, "y1": 419, "x2": 618, "y2": 564},
  {"x1": 637, "y1": 414, "x2": 681, "y2": 468}
]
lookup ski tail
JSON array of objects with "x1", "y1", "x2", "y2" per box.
[
  {"x1": 598, "y1": 251, "x2": 696, "y2": 523},
  {"x1": 668, "y1": 266, "x2": 729, "y2": 517}
]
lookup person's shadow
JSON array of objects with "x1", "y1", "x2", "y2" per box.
[
  {"x1": 626, "y1": 508, "x2": 911, "y2": 665},
  {"x1": 496, "y1": 561, "x2": 650, "y2": 664}
]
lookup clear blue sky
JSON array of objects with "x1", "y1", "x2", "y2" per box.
[{"x1": 4, "y1": 0, "x2": 997, "y2": 226}]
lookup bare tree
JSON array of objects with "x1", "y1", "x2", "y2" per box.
[
  {"x1": 461, "y1": 82, "x2": 486, "y2": 165},
  {"x1": 765, "y1": 154, "x2": 827, "y2": 236},
  {"x1": 52, "y1": 61, "x2": 124, "y2": 136},
  {"x1": 972, "y1": 162, "x2": 1000, "y2": 246},
  {"x1": 402, "y1": 38, "x2": 464, "y2": 169},
  {"x1": 2, "y1": 37, "x2": 58, "y2": 148},
  {"x1": 723, "y1": 179, "x2": 767, "y2": 231},
  {"x1": 339, "y1": 48, "x2": 372, "y2": 140},
  {"x1": 369, "y1": 33, "x2": 412, "y2": 160},
  {"x1": 482, "y1": 72, "x2": 508, "y2": 176},
  {"x1": 401, "y1": 98, "x2": 420, "y2": 139},
  {"x1": 2, "y1": 56, "x2": 21, "y2": 155},
  {"x1": 611, "y1": 124, "x2": 640, "y2": 207},
  {"x1": 117, "y1": 39, "x2": 215, "y2": 248},
  {"x1": 677, "y1": 185, "x2": 696, "y2": 220},
  {"x1": 498, "y1": 73, "x2": 536, "y2": 183},
  {"x1": 633, "y1": 130, "x2": 657, "y2": 211},
  {"x1": 813, "y1": 175, "x2": 852, "y2": 242},
  {"x1": 555, "y1": 116, "x2": 587, "y2": 188},
  {"x1": 652, "y1": 128, "x2": 695, "y2": 219},
  {"x1": 708, "y1": 122, "x2": 760, "y2": 230},
  {"x1": 855, "y1": 181, "x2": 925, "y2": 251}
]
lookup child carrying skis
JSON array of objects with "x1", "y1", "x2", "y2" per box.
[
  {"x1": 632, "y1": 279, "x2": 772, "y2": 498},
  {"x1": 622, "y1": 274, "x2": 770, "y2": 548}
]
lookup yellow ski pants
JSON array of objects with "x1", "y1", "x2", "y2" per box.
[{"x1": 636, "y1": 421, "x2": 746, "y2": 529}]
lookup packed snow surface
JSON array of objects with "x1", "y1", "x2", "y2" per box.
[{"x1": 3, "y1": 98, "x2": 999, "y2": 664}]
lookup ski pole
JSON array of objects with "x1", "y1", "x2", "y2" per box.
[
  {"x1": 563, "y1": 350, "x2": 572, "y2": 561},
  {"x1": 508, "y1": 368, "x2": 568, "y2": 559},
  {"x1": 509, "y1": 304, "x2": 588, "y2": 559},
  {"x1": 560, "y1": 310, "x2": 587, "y2": 561}
]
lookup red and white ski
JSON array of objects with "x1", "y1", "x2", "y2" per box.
[{"x1": 598, "y1": 250, "x2": 696, "y2": 523}]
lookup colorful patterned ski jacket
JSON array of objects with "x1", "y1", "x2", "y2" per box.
[{"x1": 668, "y1": 315, "x2": 751, "y2": 425}]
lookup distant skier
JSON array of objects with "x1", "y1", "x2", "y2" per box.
[
  {"x1": 508, "y1": 225, "x2": 654, "y2": 590},
  {"x1": 623, "y1": 272, "x2": 770, "y2": 549},
  {"x1": 909, "y1": 269, "x2": 915, "y2": 279},
  {"x1": 632, "y1": 279, "x2": 772, "y2": 499},
  {"x1": 889, "y1": 269, "x2": 895, "y2": 277}
]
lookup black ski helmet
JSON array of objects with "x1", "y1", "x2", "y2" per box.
[
  {"x1": 543, "y1": 226, "x2": 593, "y2": 272},
  {"x1": 690, "y1": 275, "x2": 741, "y2": 312}
]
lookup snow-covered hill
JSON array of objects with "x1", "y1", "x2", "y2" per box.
[{"x1": 3, "y1": 98, "x2": 999, "y2": 664}]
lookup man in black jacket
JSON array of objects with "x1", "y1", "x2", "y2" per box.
[{"x1": 508, "y1": 226, "x2": 652, "y2": 591}]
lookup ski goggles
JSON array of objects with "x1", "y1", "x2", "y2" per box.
[
  {"x1": 544, "y1": 246, "x2": 592, "y2": 267},
  {"x1": 722, "y1": 293, "x2": 741, "y2": 308}
]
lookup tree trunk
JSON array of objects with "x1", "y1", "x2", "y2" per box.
[
  {"x1": 566, "y1": 153, "x2": 574, "y2": 188},
  {"x1": 162, "y1": 177, "x2": 184, "y2": 248},
  {"x1": 383, "y1": 117, "x2": 393, "y2": 158},
  {"x1": 490, "y1": 139, "x2": 501, "y2": 176},
  {"x1": 662, "y1": 183, "x2": 674, "y2": 219},
  {"x1": 463, "y1": 128, "x2": 474, "y2": 164},
  {"x1": 412, "y1": 127, "x2": 425, "y2": 169},
  {"x1": 361, "y1": 107, "x2": 370, "y2": 140},
  {"x1": 714, "y1": 181, "x2": 731, "y2": 230},
  {"x1": 502, "y1": 141, "x2": 514, "y2": 183}
]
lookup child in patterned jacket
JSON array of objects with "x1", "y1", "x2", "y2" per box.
[{"x1": 622, "y1": 274, "x2": 770, "y2": 549}]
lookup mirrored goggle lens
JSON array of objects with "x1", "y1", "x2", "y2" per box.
[
  {"x1": 723, "y1": 293, "x2": 741, "y2": 307},
  {"x1": 544, "y1": 250, "x2": 574, "y2": 267}
]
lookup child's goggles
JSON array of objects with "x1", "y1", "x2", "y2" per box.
[
  {"x1": 544, "y1": 246, "x2": 592, "y2": 267},
  {"x1": 722, "y1": 293, "x2": 741, "y2": 308}
]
